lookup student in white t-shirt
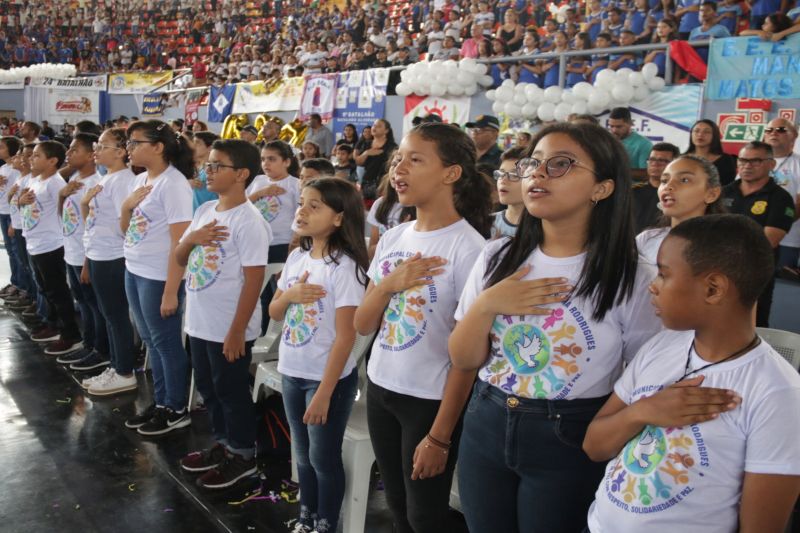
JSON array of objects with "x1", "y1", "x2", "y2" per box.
[
  {"x1": 636, "y1": 155, "x2": 724, "y2": 265},
  {"x1": 365, "y1": 153, "x2": 415, "y2": 259},
  {"x1": 269, "y1": 178, "x2": 369, "y2": 533},
  {"x1": 57, "y1": 134, "x2": 110, "y2": 373},
  {"x1": 247, "y1": 140, "x2": 301, "y2": 333},
  {"x1": 6, "y1": 144, "x2": 39, "y2": 317},
  {"x1": 19, "y1": 142, "x2": 84, "y2": 355},
  {"x1": 584, "y1": 214, "x2": 800, "y2": 533},
  {"x1": 78, "y1": 128, "x2": 138, "y2": 393},
  {"x1": 120, "y1": 120, "x2": 194, "y2": 436},
  {"x1": 490, "y1": 146, "x2": 526, "y2": 239},
  {"x1": 176, "y1": 140, "x2": 270, "y2": 490},
  {"x1": 353, "y1": 123, "x2": 493, "y2": 533},
  {"x1": 0, "y1": 136, "x2": 23, "y2": 298},
  {"x1": 449, "y1": 123, "x2": 662, "y2": 533}
]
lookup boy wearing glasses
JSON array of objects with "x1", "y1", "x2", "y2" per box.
[
  {"x1": 491, "y1": 146, "x2": 526, "y2": 239},
  {"x1": 762, "y1": 118, "x2": 800, "y2": 271},
  {"x1": 722, "y1": 141, "x2": 795, "y2": 327}
]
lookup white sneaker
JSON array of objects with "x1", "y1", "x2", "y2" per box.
[
  {"x1": 81, "y1": 368, "x2": 114, "y2": 390},
  {"x1": 88, "y1": 371, "x2": 138, "y2": 396}
]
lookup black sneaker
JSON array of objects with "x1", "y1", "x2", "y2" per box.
[
  {"x1": 180, "y1": 443, "x2": 226, "y2": 473},
  {"x1": 125, "y1": 404, "x2": 158, "y2": 429},
  {"x1": 196, "y1": 451, "x2": 258, "y2": 489},
  {"x1": 69, "y1": 350, "x2": 110, "y2": 371},
  {"x1": 137, "y1": 407, "x2": 191, "y2": 436},
  {"x1": 56, "y1": 347, "x2": 92, "y2": 365}
]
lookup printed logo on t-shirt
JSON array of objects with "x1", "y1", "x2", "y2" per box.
[
  {"x1": 480, "y1": 299, "x2": 596, "y2": 399},
  {"x1": 21, "y1": 200, "x2": 42, "y2": 231},
  {"x1": 603, "y1": 422, "x2": 708, "y2": 514},
  {"x1": 186, "y1": 243, "x2": 225, "y2": 291},
  {"x1": 61, "y1": 198, "x2": 81, "y2": 236},
  {"x1": 282, "y1": 274, "x2": 324, "y2": 347},
  {"x1": 254, "y1": 195, "x2": 281, "y2": 223},
  {"x1": 124, "y1": 207, "x2": 150, "y2": 248},
  {"x1": 86, "y1": 204, "x2": 96, "y2": 231},
  {"x1": 374, "y1": 251, "x2": 438, "y2": 351}
]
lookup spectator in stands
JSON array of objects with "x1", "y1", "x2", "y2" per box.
[
  {"x1": 516, "y1": 131, "x2": 532, "y2": 148},
  {"x1": 689, "y1": 2, "x2": 731, "y2": 62},
  {"x1": 723, "y1": 141, "x2": 795, "y2": 326},
  {"x1": 515, "y1": 30, "x2": 542, "y2": 85},
  {"x1": 748, "y1": 0, "x2": 789, "y2": 31},
  {"x1": 239, "y1": 125, "x2": 258, "y2": 144},
  {"x1": 489, "y1": 38, "x2": 513, "y2": 87},
  {"x1": 41, "y1": 121, "x2": 55, "y2": 140},
  {"x1": 541, "y1": 31, "x2": 569, "y2": 88},
  {"x1": 609, "y1": 30, "x2": 642, "y2": 70},
  {"x1": 19, "y1": 121, "x2": 41, "y2": 145},
  {"x1": 718, "y1": 0, "x2": 744, "y2": 34},
  {"x1": 354, "y1": 118, "x2": 396, "y2": 205},
  {"x1": 300, "y1": 140, "x2": 322, "y2": 161},
  {"x1": 684, "y1": 119, "x2": 737, "y2": 186},
  {"x1": 466, "y1": 114, "x2": 502, "y2": 173},
  {"x1": 260, "y1": 120, "x2": 281, "y2": 146},
  {"x1": 392, "y1": 46, "x2": 413, "y2": 66},
  {"x1": 644, "y1": 18, "x2": 678, "y2": 79},
  {"x1": 740, "y1": 13, "x2": 793, "y2": 39},
  {"x1": 586, "y1": 32, "x2": 612, "y2": 84},
  {"x1": 298, "y1": 158, "x2": 336, "y2": 187},
  {"x1": 762, "y1": 118, "x2": 800, "y2": 270},
  {"x1": 633, "y1": 142, "x2": 680, "y2": 232},
  {"x1": 305, "y1": 113, "x2": 334, "y2": 158},
  {"x1": 460, "y1": 23, "x2": 485, "y2": 59},
  {"x1": 630, "y1": 0, "x2": 652, "y2": 42},
  {"x1": 336, "y1": 124, "x2": 359, "y2": 148},
  {"x1": 566, "y1": 33, "x2": 591, "y2": 88},
  {"x1": 603, "y1": 7, "x2": 625, "y2": 43},
  {"x1": 607, "y1": 107, "x2": 653, "y2": 180},
  {"x1": 432, "y1": 35, "x2": 460, "y2": 61},
  {"x1": 498, "y1": 10, "x2": 524, "y2": 52},
  {"x1": 675, "y1": 0, "x2": 702, "y2": 39}
]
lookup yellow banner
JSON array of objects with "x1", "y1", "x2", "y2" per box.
[
  {"x1": 107, "y1": 71, "x2": 174, "y2": 94},
  {"x1": 232, "y1": 77, "x2": 305, "y2": 114}
]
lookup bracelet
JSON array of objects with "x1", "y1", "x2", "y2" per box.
[
  {"x1": 426, "y1": 433, "x2": 451, "y2": 450},
  {"x1": 423, "y1": 439, "x2": 448, "y2": 455}
]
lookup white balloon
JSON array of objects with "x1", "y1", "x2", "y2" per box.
[
  {"x1": 641, "y1": 63, "x2": 659, "y2": 79},
  {"x1": 587, "y1": 101, "x2": 606, "y2": 114},
  {"x1": 524, "y1": 84, "x2": 543, "y2": 103},
  {"x1": 448, "y1": 84, "x2": 465, "y2": 96},
  {"x1": 456, "y1": 70, "x2": 474, "y2": 85},
  {"x1": 616, "y1": 68, "x2": 634, "y2": 80},
  {"x1": 478, "y1": 75, "x2": 494, "y2": 87},
  {"x1": 554, "y1": 102, "x2": 572, "y2": 122},
  {"x1": 571, "y1": 100, "x2": 588, "y2": 115},
  {"x1": 430, "y1": 83, "x2": 446, "y2": 96},
  {"x1": 572, "y1": 81, "x2": 593, "y2": 100},
  {"x1": 522, "y1": 103, "x2": 538, "y2": 119},
  {"x1": 486, "y1": 89, "x2": 497, "y2": 101},
  {"x1": 647, "y1": 77, "x2": 666, "y2": 91},
  {"x1": 588, "y1": 87, "x2": 611, "y2": 110},
  {"x1": 495, "y1": 86, "x2": 514, "y2": 102},
  {"x1": 561, "y1": 90, "x2": 576, "y2": 104},
  {"x1": 596, "y1": 69, "x2": 615, "y2": 86},
  {"x1": 460, "y1": 57, "x2": 477, "y2": 71},
  {"x1": 543, "y1": 86, "x2": 563, "y2": 103},
  {"x1": 395, "y1": 82, "x2": 412, "y2": 96},
  {"x1": 513, "y1": 92, "x2": 528, "y2": 106},
  {"x1": 537, "y1": 102, "x2": 556, "y2": 122},
  {"x1": 633, "y1": 85, "x2": 650, "y2": 101},
  {"x1": 492, "y1": 101, "x2": 506, "y2": 114},
  {"x1": 501, "y1": 78, "x2": 515, "y2": 88},
  {"x1": 611, "y1": 83, "x2": 634, "y2": 102},
  {"x1": 504, "y1": 102, "x2": 522, "y2": 118},
  {"x1": 443, "y1": 60, "x2": 458, "y2": 71},
  {"x1": 628, "y1": 72, "x2": 645, "y2": 87},
  {"x1": 472, "y1": 63, "x2": 489, "y2": 76},
  {"x1": 464, "y1": 83, "x2": 479, "y2": 96}
]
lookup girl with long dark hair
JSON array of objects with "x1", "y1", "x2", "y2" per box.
[{"x1": 684, "y1": 119, "x2": 737, "y2": 186}]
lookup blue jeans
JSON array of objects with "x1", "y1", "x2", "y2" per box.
[
  {"x1": 458, "y1": 380, "x2": 608, "y2": 533},
  {"x1": 89, "y1": 258, "x2": 136, "y2": 374},
  {"x1": 9, "y1": 228, "x2": 33, "y2": 294},
  {"x1": 777, "y1": 245, "x2": 800, "y2": 270},
  {"x1": 189, "y1": 336, "x2": 256, "y2": 456},
  {"x1": 66, "y1": 263, "x2": 109, "y2": 356},
  {"x1": 282, "y1": 368, "x2": 357, "y2": 532},
  {"x1": 20, "y1": 237, "x2": 47, "y2": 322},
  {"x1": 125, "y1": 270, "x2": 188, "y2": 410},
  {"x1": 0, "y1": 214, "x2": 20, "y2": 288}
]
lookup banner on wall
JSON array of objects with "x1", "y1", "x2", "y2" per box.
[
  {"x1": 141, "y1": 92, "x2": 166, "y2": 116},
  {"x1": 402, "y1": 95, "x2": 472, "y2": 134},
  {"x1": 231, "y1": 77, "x2": 304, "y2": 114},
  {"x1": 332, "y1": 69, "x2": 389, "y2": 139},
  {"x1": 298, "y1": 74, "x2": 338, "y2": 122},
  {"x1": 706, "y1": 34, "x2": 800, "y2": 100},
  {"x1": 184, "y1": 90, "x2": 205, "y2": 125},
  {"x1": 208, "y1": 84, "x2": 236, "y2": 122},
  {"x1": 47, "y1": 87, "x2": 101, "y2": 124},
  {"x1": 107, "y1": 71, "x2": 174, "y2": 94},
  {"x1": 30, "y1": 75, "x2": 107, "y2": 90}
]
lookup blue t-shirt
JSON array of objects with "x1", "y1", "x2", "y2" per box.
[
  {"x1": 717, "y1": 4, "x2": 742, "y2": 34},
  {"x1": 689, "y1": 24, "x2": 731, "y2": 61},
  {"x1": 629, "y1": 9, "x2": 648, "y2": 36},
  {"x1": 192, "y1": 167, "x2": 218, "y2": 212},
  {"x1": 752, "y1": 0, "x2": 781, "y2": 16},
  {"x1": 677, "y1": 0, "x2": 701, "y2": 32},
  {"x1": 566, "y1": 58, "x2": 588, "y2": 87},
  {"x1": 586, "y1": 13, "x2": 604, "y2": 42}
]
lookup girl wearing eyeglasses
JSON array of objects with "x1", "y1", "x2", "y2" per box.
[
  {"x1": 354, "y1": 123, "x2": 493, "y2": 533},
  {"x1": 78, "y1": 128, "x2": 138, "y2": 394},
  {"x1": 491, "y1": 146, "x2": 527, "y2": 239},
  {"x1": 449, "y1": 122, "x2": 662, "y2": 533},
  {"x1": 120, "y1": 120, "x2": 195, "y2": 436}
]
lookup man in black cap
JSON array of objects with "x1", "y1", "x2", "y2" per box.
[
  {"x1": 240, "y1": 125, "x2": 259, "y2": 144},
  {"x1": 466, "y1": 114, "x2": 503, "y2": 173}
]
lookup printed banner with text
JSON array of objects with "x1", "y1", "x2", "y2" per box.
[
  {"x1": 298, "y1": 74, "x2": 338, "y2": 122},
  {"x1": 332, "y1": 69, "x2": 389, "y2": 140},
  {"x1": 107, "y1": 72, "x2": 174, "y2": 94},
  {"x1": 142, "y1": 93, "x2": 166, "y2": 116},
  {"x1": 231, "y1": 78, "x2": 305, "y2": 114},
  {"x1": 402, "y1": 95, "x2": 471, "y2": 134}
]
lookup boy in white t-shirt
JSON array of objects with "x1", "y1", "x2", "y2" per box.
[
  {"x1": 584, "y1": 214, "x2": 800, "y2": 533},
  {"x1": 176, "y1": 139, "x2": 271, "y2": 490}
]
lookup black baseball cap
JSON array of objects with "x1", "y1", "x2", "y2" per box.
[{"x1": 465, "y1": 115, "x2": 500, "y2": 130}]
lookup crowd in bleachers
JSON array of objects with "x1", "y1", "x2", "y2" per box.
[{"x1": 1, "y1": 0, "x2": 800, "y2": 87}]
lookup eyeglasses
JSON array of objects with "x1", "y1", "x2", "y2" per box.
[
  {"x1": 203, "y1": 161, "x2": 238, "y2": 173},
  {"x1": 493, "y1": 169, "x2": 522, "y2": 182},
  {"x1": 126, "y1": 140, "x2": 156, "y2": 150},
  {"x1": 516, "y1": 155, "x2": 598, "y2": 179},
  {"x1": 764, "y1": 127, "x2": 789, "y2": 134},
  {"x1": 93, "y1": 142, "x2": 121, "y2": 151},
  {"x1": 737, "y1": 157, "x2": 772, "y2": 166},
  {"x1": 647, "y1": 157, "x2": 673, "y2": 164}
]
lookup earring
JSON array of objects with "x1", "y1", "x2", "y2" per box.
[{"x1": 591, "y1": 199, "x2": 598, "y2": 206}]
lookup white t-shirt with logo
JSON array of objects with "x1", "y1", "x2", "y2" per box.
[
  {"x1": 22, "y1": 173, "x2": 67, "y2": 255},
  {"x1": 366, "y1": 197, "x2": 403, "y2": 237},
  {"x1": 183, "y1": 200, "x2": 272, "y2": 343},
  {"x1": 455, "y1": 239, "x2": 661, "y2": 400},
  {"x1": 61, "y1": 172, "x2": 101, "y2": 266},
  {"x1": 123, "y1": 166, "x2": 193, "y2": 281},
  {"x1": 246, "y1": 174, "x2": 300, "y2": 246},
  {"x1": 10, "y1": 173, "x2": 30, "y2": 230},
  {"x1": 772, "y1": 152, "x2": 800, "y2": 247},
  {"x1": 367, "y1": 219, "x2": 486, "y2": 400},
  {"x1": 0, "y1": 164, "x2": 20, "y2": 215},
  {"x1": 587, "y1": 329, "x2": 800, "y2": 533},
  {"x1": 636, "y1": 227, "x2": 670, "y2": 265},
  {"x1": 277, "y1": 247, "x2": 366, "y2": 381},
  {"x1": 84, "y1": 168, "x2": 136, "y2": 261}
]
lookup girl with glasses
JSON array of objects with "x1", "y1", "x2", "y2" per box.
[
  {"x1": 491, "y1": 146, "x2": 527, "y2": 239},
  {"x1": 449, "y1": 122, "x2": 662, "y2": 533}
]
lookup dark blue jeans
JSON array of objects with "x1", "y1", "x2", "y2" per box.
[
  {"x1": 30, "y1": 247, "x2": 81, "y2": 341},
  {"x1": 188, "y1": 336, "x2": 256, "y2": 455},
  {"x1": 89, "y1": 258, "x2": 136, "y2": 374},
  {"x1": 125, "y1": 270, "x2": 188, "y2": 411},
  {"x1": 20, "y1": 235, "x2": 47, "y2": 322},
  {"x1": 0, "y1": 214, "x2": 20, "y2": 288},
  {"x1": 9, "y1": 228, "x2": 33, "y2": 294},
  {"x1": 282, "y1": 368, "x2": 357, "y2": 532},
  {"x1": 458, "y1": 380, "x2": 608, "y2": 533},
  {"x1": 66, "y1": 263, "x2": 109, "y2": 356},
  {"x1": 777, "y1": 245, "x2": 800, "y2": 270}
]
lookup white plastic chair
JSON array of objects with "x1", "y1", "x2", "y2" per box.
[
  {"x1": 756, "y1": 327, "x2": 800, "y2": 371},
  {"x1": 450, "y1": 467, "x2": 462, "y2": 512}
]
